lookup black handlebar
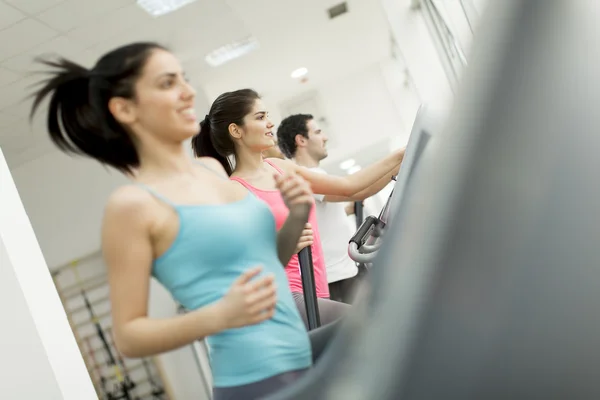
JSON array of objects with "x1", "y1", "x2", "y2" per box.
[
  {"x1": 349, "y1": 216, "x2": 384, "y2": 247},
  {"x1": 298, "y1": 247, "x2": 321, "y2": 330}
]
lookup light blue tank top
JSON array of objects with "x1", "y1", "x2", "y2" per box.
[{"x1": 138, "y1": 165, "x2": 312, "y2": 388}]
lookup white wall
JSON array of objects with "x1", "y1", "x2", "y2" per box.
[
  {"x1": 320, "y1": 61, "x2": 406, "y2": 150},
  {"x1": 295, "y1": 60, "x2": 414, "y2": 168},
  {"x1": 0, "y1": 240, "x2": 64, "y2": 400},
  {"x1": 381, "y1": 0, "x2": 454, "y2": 107},
  {"x1": 0, "y1": 147, "x2": 96, "y2": 399}
]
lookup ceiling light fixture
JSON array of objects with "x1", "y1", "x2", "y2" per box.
[
  {"x1": 137, "y1": 0, "x2": 196, "y2": 17},
  {"x1": 291, "y1": 67, "x2": 308, "y2": 79},
  {"x1": 339, "y1": 159, "x2": 356, "y2": 170},
  {"x1": 347, "y1": 165, "x2": 362, "y2": 174},
  {"x1": 205, "y1": 36, "x2": 260, "y2": 67}
]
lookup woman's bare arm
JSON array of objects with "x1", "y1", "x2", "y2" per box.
[
  {"x1": 273, "y1": 172, "x2": 314, "y2": 265},
  {"x1": 321, "y1": 165, "x2": 398, "y2": 203},
  {"x1": 102, "y1": 187, "x2": 228, "y2": 358},
  {"x1": 277, "y1": 214, "x2": 309, "y2": 265}
]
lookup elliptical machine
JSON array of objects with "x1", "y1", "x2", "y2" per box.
[{"x1": 348, "y1": 104, "x2": 439, "y2": 268}]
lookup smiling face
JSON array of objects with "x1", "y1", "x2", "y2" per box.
[
  {"x1": 235, "y1": 98, "x2": 276, "y2": 152},
  {"x1": 110, "y1": 49, "x2": 199, "y2": 145}
]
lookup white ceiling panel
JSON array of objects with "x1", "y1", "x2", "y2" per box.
[
  {"x1": 0, "y1": 66, "x2": 20, "y2": 86},
  {"x1": 67, "y1": 3, "x2": 155, "y2": 48},
  {"x1": 3, "y1": 100, "x2": 37, "y2": 120},
  {"x1": 0, "y1": 117, "x2": 31, "y2": 149},
  {"x1": 0, "y1": 18, "x2": 58, "y2": 61},
  {"x1": 4, "y1": 115, "x2": 58, "y2": 166},
  {"x1": 0, "y1": 1, "x2": 26, "y2": 30},
  {"x1": 4, "y1": 0, "x2": 66, "y2": 15},
  {"x1": 2, "y1": 138, "x2": 57, "y2": 168},
  {"x1": 172, "y1": 15, "x2": 248, "y2": 49},
  {"x1": 35, "y1": 0, "x2": 132, "y2": 32},
  {"x1": 0, "y1": 117, "x2": 27, "y2": 137},
  {"x1": 0, "y1": 111, "x2": 22, "y2": 129},
  {"x1": 89, "y1": 26, "x2": 174, "y2": 59},
  {"x1": 0, "y1": 76, "x2": 38, "y2": 110},
  {"x1": 1, "y1": 35, "x2": 95, "y2": 73}
]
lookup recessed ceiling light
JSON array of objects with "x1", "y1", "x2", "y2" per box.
[
  {"x1": 137, "y1": 0, "x2": 196, "y2": 17},
  {"x1": 347, "y1": 165, "x2": 362, "y2": 174},
  {"x1": 205, "y1": 36, "x2": 260, "y2": 67},
  {"x1": 291, "y1": 67, "x2": 308, "y2": 79},
  {"x1": 339, "y1": 159, "x2": 356, "y2": 170}
]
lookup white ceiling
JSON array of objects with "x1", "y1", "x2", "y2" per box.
[{"x1": 0, "y1": 0, "x2": 392, "y2": 167}]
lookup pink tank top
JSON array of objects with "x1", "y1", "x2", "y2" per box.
[{"x1": 230, "y1": 159, "x2": 330, "y2": 298}]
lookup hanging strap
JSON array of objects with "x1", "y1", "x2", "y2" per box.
[
  {"x1": 263, "y1": 159, "x2": 285, "y2": 175},
  {"x1": 135, "y1": 183, "x2": 177, "y2": 208}
]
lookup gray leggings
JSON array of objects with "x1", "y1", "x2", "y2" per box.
[{"x1": 292, "y1": 292, "x2": 351, "y2": 329}]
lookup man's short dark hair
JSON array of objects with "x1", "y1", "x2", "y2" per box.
[{"x1": 276, "y1": 114, "x2": 313, "y2": 158}]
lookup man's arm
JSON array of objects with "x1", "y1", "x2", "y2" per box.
[
  {"x1": 268, "y1": 148, "x2": 404, "y2": 198},
  {"x1": 322, "y1": 166, "x2": 397, "y2": 203}
]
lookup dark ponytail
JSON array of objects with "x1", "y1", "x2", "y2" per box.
[
  {"x1": 29, "y1": 42, "x2": 166, "y2": 174},
  {"x1": 191, "y1": 89, "x2": 260, "y2": 176},
  {"x1": 191, "y1": 116, "x2": 234, "y2": 176}
]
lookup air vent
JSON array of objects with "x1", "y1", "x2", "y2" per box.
[{"x1": 328, "y1": 2, "x2": 348, "y2": 19}]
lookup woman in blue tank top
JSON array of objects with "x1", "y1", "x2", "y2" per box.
[{"x1": 29, "y1": 42, "x2": 323, "y2": 399}]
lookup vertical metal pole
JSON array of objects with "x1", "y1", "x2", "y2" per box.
[
  {"x1": 354, "y1": 201, "x2": 364, "y2": 230},
  {"x1": 298, "y1": 247, "x2": 321, "y2": 330}
]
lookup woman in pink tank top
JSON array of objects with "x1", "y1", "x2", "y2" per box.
[
  {"x1": 190, "y1": 89, "x2": 405, "y2": 327},
  {"x1": 230, "y1": 159, "x2": 329, "y2": 297}
]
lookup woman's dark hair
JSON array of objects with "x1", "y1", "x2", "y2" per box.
[
  {"x1": 30, "y1": 42, "x2": 167, "y2": 174},
  {"x1": 191, "y1": 88, "x2": 261, "y2": 176},
  {"x1": 276, "y1": 113, "x2": 313, "y2": 159}
]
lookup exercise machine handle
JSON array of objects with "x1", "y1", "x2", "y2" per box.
[
  {"x1": 298, "y1": 247, "x2": 321, "y2": 330},
  {"x1": 349, "y1": 216, "x2": 381, "y2": 247},
  {"x1": 348, "y1": 215, "x2": 386, "y2": 263},
  {"x1": 348, "y1": 242, "x2": 379, "y2": 263}
]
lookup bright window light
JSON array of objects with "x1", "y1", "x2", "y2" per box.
[
  {"x1": 347, "y1": 165, "x2": 362, "y2": 174},
  {"x1": 291, "y1": 67, "x2": 308, "y2": 79},
  {"x1": 205, "y1": 36, "x2": 260, "y2": 67},
  {"x1": 137, "y1": 0, "x2": 196, "y2": 17},
  {"x1": 339, "y1": 159, "x2": 356, "y2": 170}
]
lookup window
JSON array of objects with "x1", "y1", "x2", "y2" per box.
[{"x1": 420, "y1": 0, "x2": 480, "y2": 92}]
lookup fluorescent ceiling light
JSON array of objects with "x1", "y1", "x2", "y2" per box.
[
  {"x1": 291, "y1": 67, "x2": 308, "y2": 79},
  {"x1": 205, "y1": 36, "x2": 260, "y2": 67},
  {"x1": 347, "y1": 165, "x2": 362, "y2": 174},
  {"x1": 137, "y1": 0, "x2": 196, "y2": 17},
  {"x1": 339, "y1": 158, "x2": 356, "y2": 170}
]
